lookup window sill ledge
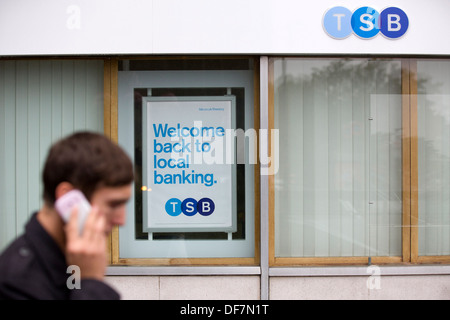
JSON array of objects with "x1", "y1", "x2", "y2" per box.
[
  {"x1": 269, "y1": 265, "x2": 450, "y2": 277},
  {"x1": 106, "y1": 266, "x2": 261, "y2": 276},
  {"x1": 106, "y1": 265, "x2": 450, "y2": 277}
]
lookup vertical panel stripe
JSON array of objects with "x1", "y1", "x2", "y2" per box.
[
  {"x1": 0, "y1": 62, "x2": 5, "y2": 246},
  {"x1": 0, "y1": 60, "x2": 104, "y2": 251}
]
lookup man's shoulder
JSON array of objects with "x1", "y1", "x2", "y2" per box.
[
  {"x1": 0, "y1": 235, "x2": 32, "y2": 276},
  {"x1": 0, "y1": 236, "x2": 43, "y2": 299}
]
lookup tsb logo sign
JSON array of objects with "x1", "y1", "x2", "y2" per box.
[
  {"x1": 323, "y1": 6, "x2": 409, "y2": 39},
  {"x1": 165, "y1": 197, "x2": 215, "y2": 216}
]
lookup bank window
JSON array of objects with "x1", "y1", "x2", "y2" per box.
[
  {"x1": 115, "y1": 58, "x2": 258, "y2": 265},
  {"x1": 417, "y1": 60, "x2": 450, "y2": 260},
  {"x1": 271, "y1": 57, "x2": 450, "y2": 265}
]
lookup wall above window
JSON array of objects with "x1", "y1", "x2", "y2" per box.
[{"x1": 1, "y1": 0, "x2": 449, "y2": 56}]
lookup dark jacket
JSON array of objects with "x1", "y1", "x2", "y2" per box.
[{"x1": 0, "y1": 212, "x2": 119, "y2": 300}]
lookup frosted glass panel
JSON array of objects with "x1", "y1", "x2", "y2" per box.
[
  {"x1": 274, "y1": 58, "x2": 402, "y2": 258},
  {"x1": 417, "y1": 60, "x2": 450, "y2": 256},
  {"x1": 0, "y1": 60, "x2": 104, "y2": 251}
]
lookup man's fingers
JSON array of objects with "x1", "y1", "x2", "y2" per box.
[
  {"x1": 65, "y1": 205, "x2": 104, "y2": 239},
  {"x1": 65, "y1": 205, "x2": 79, "y2": 240},
  {"x1": 80, "y1": 206, "x2": 106, "y2": 240},
  {"x1": 64, "y1": 205, "x2": 108, "y2": 280}
]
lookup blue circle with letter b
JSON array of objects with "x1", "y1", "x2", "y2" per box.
[
  {"x1": 380, "y1": 7, "x2": 408, "y2": 39},
  {"x1": 198, "y1": 198, "x2": 215, "y2": 216}
]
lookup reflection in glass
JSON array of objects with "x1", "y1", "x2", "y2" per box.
[
  {"x1": 418, "y1": 60, "x2": 450, "y2": 256},
  {"x1": 274, "y1": 58, "x2": 402, "y2": 258}
]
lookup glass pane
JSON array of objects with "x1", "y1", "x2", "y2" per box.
[
  {"x1": 117, "y1": 59, "x2": 256, "y2": 259},
  {"x1": 417, "y1": 60, "x2": 450, "y2": 256},
  {"x1": 274, "y1": 58, "x2": 402, "y2": 258}
]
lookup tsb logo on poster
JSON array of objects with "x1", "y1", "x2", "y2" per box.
[
  {"x1": 165, "y1": 198, "x2": 215, "y2": 216},
  {"x1": 323, "y1": 6, "x2": 409, "y2": 39}
]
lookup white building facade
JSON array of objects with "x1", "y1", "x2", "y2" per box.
[{"x1": 2, "y1": 0, "x2": 450, "y2": 300}]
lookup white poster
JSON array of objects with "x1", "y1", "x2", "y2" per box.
[{"x1": 142, "y1": 96, "x2": 236, "y2": 232}]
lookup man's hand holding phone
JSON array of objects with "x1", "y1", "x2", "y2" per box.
[
  {"x1": 64, "y1": 205, "x2": 108, "y2": 281},
  {"x1": 55, "y1": 189, "x2": 108, "y2": 280}
]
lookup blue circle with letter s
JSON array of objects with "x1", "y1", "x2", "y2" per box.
[
  {"x1": 323, "y1": 6, "x2": 353, "y2": 39},
  {"x1": 181, "y1": 198, "x2": 198, "y2": 216},
  {"x1": 351, "y1": 7, "x2": 380, "y2": 39}
]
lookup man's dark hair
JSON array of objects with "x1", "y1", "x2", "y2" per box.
[{"x1": 42, "y1": 131, "x2": 134, "y2": 204}]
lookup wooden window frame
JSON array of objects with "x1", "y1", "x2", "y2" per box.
[
  {"x1": 103, "y1": 56, "x2": 450, "y2": 267},
  {"x1": 104, "y1": 57, "x2": 261, "y2": 266},
  {"x1": 267, "y1": 57, "x2": 450, "y2": 266}
]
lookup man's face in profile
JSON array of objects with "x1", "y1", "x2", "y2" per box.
[{"x1": 89, "y1": 184, "x2": 132, "y2": 233}]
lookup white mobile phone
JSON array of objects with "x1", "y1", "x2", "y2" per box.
[{"x1": 55, "y1": 189, "x2": 91, "y2": 234}]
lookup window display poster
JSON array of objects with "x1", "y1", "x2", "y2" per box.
[{"x1": 142, "y1": 96, "x2": 236, "y2": 232}]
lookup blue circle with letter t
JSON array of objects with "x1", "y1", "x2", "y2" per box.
[
  {"x1": 165, "y1": 198, "x2": 182, "y2": 216},
  {"x1": 323, "y1": 6, "x2": 353, "y2": 39}
]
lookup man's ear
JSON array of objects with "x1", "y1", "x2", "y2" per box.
[{"x1": 55, "y1": 182, "x2": 74, "y2": 200}]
